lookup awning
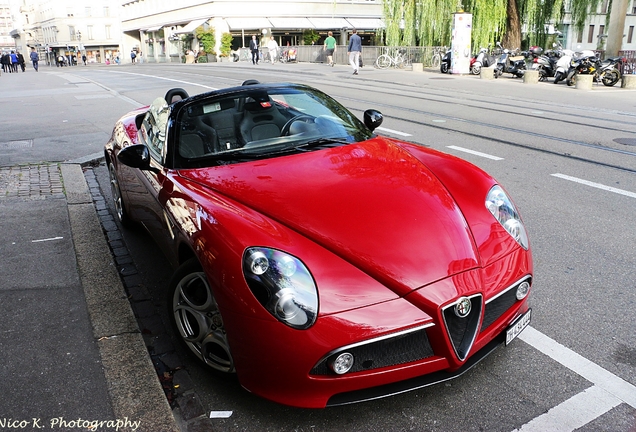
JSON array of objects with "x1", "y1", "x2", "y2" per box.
[
  {"x1": 308, "y1": 18, "x2": 351, "y2": 29},
  {"x1": 268, "y1": 18, "x2": 314, "y2": 29},
  {"x1": 173, "y1": 18, "x2": 209, "y2": 34},
  {"x1": 144, "y1": 26, "x2": 162, "y2": 32},
  {"x1": 345, "y1": 18, "x2": 385, "y2": 29},
  {"x1": 225, "y1": 18, "x2": 273, "y2": 30}
]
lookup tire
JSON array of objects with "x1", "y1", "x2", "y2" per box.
[
  {"x1": 566, "y1": 70, "x2": 577, "y2": 87},
  {"x1": 440, "y1": 62, "x2": 449, "y2": 74},
  {"x1": 553, "y1": 71, "x2": 563, "y2": 84},
  {"x1": 375, "y1": 54, "x2": 391, "y2": 69},
  {"x1": 471, "y1": 63, "x2": 481, "y2": 75},
  {"x1": 168, "y1": 258, "x2": 236, "y2": 374},
  {"x1": 108, "y1": 162, "x2": 133, "y2": 227},
  {"x1": 601, "y1": 69, "x2": 620, "y2": 87},
  {"x1": 431, "y1": 54, "x2": 441, "y2": 69}
]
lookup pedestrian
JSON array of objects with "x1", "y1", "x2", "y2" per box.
[
  {"x1": 324, "y1": 31, "x2": 337, "y2": 67},
  {"x1": 249, "y1": 35, "x2": 259, "y2": 65},
  {"x1": 347, "y1": 29, "x2": 362, "y2": 75},
  {"x1": 138, "y1": 52, "x2": 143, "y2": 63},
  {"x1": 10, "y1": 51, "x2": 18, "y2": 72},
  {"x1": 30, "y1": 48, "x2": 39, "y2": 72},
  {"x1": 17, "y1": 51, "x2": 25, "y2": 72},
  {"x1": 82, "y1": 53, "x2": 87, "y2": 65},
  {"x1": 267, "y1": 36, "x2": 278, "y2": 63},
  {"x1": 130, "y1": 50, "x2": 136, "y2": 63}
]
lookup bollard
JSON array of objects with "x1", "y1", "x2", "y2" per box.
[
  {"x1": 621, "y1": 74, "x2": 636, "y2": 89},
  {"x1": 480, "y1": 67, "x2": 494, "y2": 80},
  {"x1": 523, "y1": 69, "x2": 539, "y2": 84},
  {"x1": 412, "y1": 63, "x2": 423, "y2": 72},
  {"x1": 575, "y1": 74, "x2": 593, "y2": 90}
]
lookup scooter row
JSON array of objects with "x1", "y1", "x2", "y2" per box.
[
  {"x1": 528, "y1": 43, "x2": 622, "y2": 86},
  {"x1": 440, "y1": 42, "x2": 624, "y2": 87}
]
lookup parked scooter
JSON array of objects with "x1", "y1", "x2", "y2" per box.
[
  {"x1": 494, "y1": 42, "x2": 527, "y2": 78},
  {"x1": 471, "y1": 47, "x2": 496, "y2": 75},
  {"x1": 529, "y1": 46, "x2": 560, "y2": 81},
  {"x1": 553, "y1": 45, "x2": 574, "y2": 84},
  {"x1": 440, "y1": 48, "x2": 451, "y2": 73}
]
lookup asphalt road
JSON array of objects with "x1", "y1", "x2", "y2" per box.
[{"x1": 4, "y1": 61, "x2": 635, "y2": 431}]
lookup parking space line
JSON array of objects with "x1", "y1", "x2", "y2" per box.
[
  {"x1": 519, "y1": 326, "x2": 636, "y2": 408},
  {"x1": 552, "y1": 173, "x2": 636, "y2": 199},
  {"x1": 513, "y1": 385, "x2": 621, "y2": 432},
  {"x1": 447, "y1": 145, "x2": 504, "y2": 160}
]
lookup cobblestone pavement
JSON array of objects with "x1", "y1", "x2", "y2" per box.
[{"x1": 0, "y1": 164, "x2": 64, "y2": 199}]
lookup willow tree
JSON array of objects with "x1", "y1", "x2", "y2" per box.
[{"x1": 381, "y1": 0, "x2": 574, "y2": 50}]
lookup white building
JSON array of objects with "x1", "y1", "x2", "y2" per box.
[
  {"x1": 10, "y1": 0, "x2": 122, "y2": 65},
  {"x1": 119, "y1": 0, "x2": 384, "y2": 63}
]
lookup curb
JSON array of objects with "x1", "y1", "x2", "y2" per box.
[{"x1": 61, "y1": 161, "x2": 180, "y2": 431}]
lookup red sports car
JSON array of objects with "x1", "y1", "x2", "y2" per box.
[{"x1": 104, "y1": 81, "x2": 532, "y2": 408}]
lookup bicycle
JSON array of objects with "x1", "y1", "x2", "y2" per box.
[
  {"x1": 431, "y1": 46, "x2": 446, "y2": 69},
  {"x1": 375, "y1": 49, "x2": 407, "y2": 69}
]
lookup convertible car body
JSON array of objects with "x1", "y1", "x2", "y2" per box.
[{"x1": 104, "y1": 81, "x2": 533, "y2": 408}]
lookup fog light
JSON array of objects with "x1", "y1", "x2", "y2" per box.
[
  {"x1": 516, "y1": 281, "x2": 530, "y2": 300},
  {"x1": 329, "y1": 352, "x2": 354, "y2": 375}
]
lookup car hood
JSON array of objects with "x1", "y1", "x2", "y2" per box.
[{"x1": 181, "y1": 137, "x2": 480, "y2": 296}]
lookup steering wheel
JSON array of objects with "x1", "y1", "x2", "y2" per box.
[{"x1": 281, "y1": 114, "x2": 315, "y2": 136}]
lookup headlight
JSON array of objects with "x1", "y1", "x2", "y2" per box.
[
  {"x1": 242, "y1": 247, "x2": 318, "y2": 329},
  {"x1": 485, "y1": 185, "x2": 529, "y2": 250}
]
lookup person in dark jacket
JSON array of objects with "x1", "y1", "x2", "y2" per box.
[
  {"x1": 17, "y1": 51, "x2": 25, "y2": 72},
  {"x1": 347, "y1": 29, "x2": 362, "y2": 75},
  {"x1": 30, "y1": 48, "x2": 39, "y2": 72}
]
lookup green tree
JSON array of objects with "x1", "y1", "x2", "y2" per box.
[
  {"x1": 194, "y1": 26, "x2": 216, "y2": 54},
  {"x1": 381, "y1": 0, "x2": 589, "y2": 51},
  {"x1": 302, "y1": 29, "x2": 321, "y2": 45}
]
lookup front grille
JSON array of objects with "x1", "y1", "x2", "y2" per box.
[
  {"x1": 442, "y1": 295, "x2": 482, "y2": 361},
  {"x1": 311, "y1": 326, "x2": 434, "y2": 375},
  {"x1": 481, "y1": 276, "x2": 531, "y2": 332}
]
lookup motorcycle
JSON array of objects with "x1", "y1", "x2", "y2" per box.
[
  {"x1": 471, "y1": 47, "x2": 496, "y2": 75},
  {"x1": 440, "y1": 49, "x2": 451, "y2": 73},
  {"x1": 565, "y1": 50, "x2": 621, "y2": 87},
  {"x1": 494, "y1": 43, "x2": 527, "y2": 78}
]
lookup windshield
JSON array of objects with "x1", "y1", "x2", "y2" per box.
[{"x1": 172, "y1": 86, "x2": 373, "y2": 167}]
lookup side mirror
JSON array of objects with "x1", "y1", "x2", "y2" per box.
[
  {"x1": 363, "y1": 109, "x2": 383, "y2": 131},
  {"x1": 117, "y1": 144, "x2": 158, "y2": 173}
]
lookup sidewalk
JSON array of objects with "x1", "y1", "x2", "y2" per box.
[{"x1": 0, "y1": 162, "x2": 178, "y2": 431}]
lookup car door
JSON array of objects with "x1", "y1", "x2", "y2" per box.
[{"x1": 128, "y1": 98, "x2": 180, "y2": 265}]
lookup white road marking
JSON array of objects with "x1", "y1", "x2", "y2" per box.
[
  {"x1": 512, "y1": 326, "x2": 636, "y2": 432},
  {"x1": 447, "y1": 145, "x2": 504, "y2": 160},
  {"x1": 519, "y1": 326, "x2": 636, "y2": 408},
  {"x1": 513, "y1": 385, "x2": 621, "y2": 432},
  {"x1": 552, "y1": 173, "x2": 636, "y2": 199},
  {"x1": 31, "y1": 236, "x2": 64, "y2": 243},
  {"x1": 209, "y1": 411, "x2": 233, "y2": 418},
  {"x1": 376, "y1": 126, "x2": 412, "y2": 137}
]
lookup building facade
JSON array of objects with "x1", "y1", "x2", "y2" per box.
[
  {"x1": 119, "y1": 0, "x2": 384, "y2": 63},
  {"x1": 10, "y1": 0, "x2": 122, "y2": 65}
]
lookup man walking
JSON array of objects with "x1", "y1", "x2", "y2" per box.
[
  {"x1": 324, "y1": 31, "x2": 337, "y2": 67},
  {"x1": 249, "y1": 35, "x2": 259, "y2": 65},
  {"x1": 30, "y1": 48, "x2": 39, "y2": 72},
  {"x1": 347, "y1": 29, "x2": 361, "y2": 75}
]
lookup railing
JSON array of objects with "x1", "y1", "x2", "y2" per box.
[
  {"x1": 277, "y1": 45, "x2": 447, "y2": 69},
  {"x1": 619, "y1": 50, "x2": 636, "y2": 75}
]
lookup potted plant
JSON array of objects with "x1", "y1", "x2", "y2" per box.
[
  {"x1": 194, "y1": 26, "x2": 216, "y2": 62},
  {"x1": 219, "y1": 32, "x2": 233, "y2": 61}
]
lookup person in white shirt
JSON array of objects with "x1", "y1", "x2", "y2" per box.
[{"x1": 267, "y1": 36, "x2": 279, "y2": 64}]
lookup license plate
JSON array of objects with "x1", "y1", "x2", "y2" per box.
[
  {"x1": 531, "y1": 64, "x2": 539, "y2": 69},
  {"x1": 505, "y1": 309, "x2": 531, "y2": 345}
]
